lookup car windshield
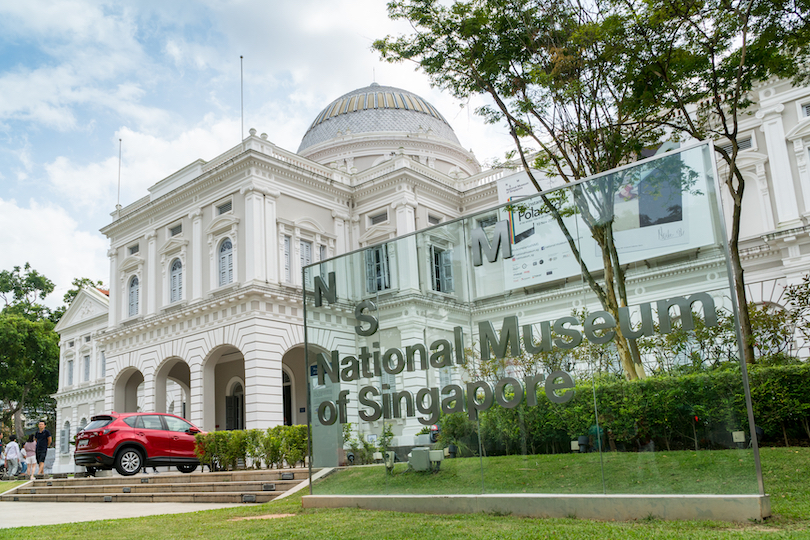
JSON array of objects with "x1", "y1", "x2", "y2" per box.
[{"x1": 84, "y1": 418, "x2": 113, "y2": 430}]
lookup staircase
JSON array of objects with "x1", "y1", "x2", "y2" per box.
[{"x1": 0, "y1": 468, "x2": 312, "y2": 504}]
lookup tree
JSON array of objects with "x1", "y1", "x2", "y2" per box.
[
  {"x1": 0, "y1": 263, "x2": 55, "y2": 321},
  {"x1": 376, "y1": 0, "x2": 672, "y2": 379},
  {"x1": 0, "y1": 315, "x2": 59, "y2": 438},
  {"x1": 610, "y1": 0, "x2": 810, "y2": 363}
]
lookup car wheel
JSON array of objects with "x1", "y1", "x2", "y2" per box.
[
  {"x1": 115, "y1": 448, "x2": 143, "y2": 476},
  {"x1": 176, "y1": 464, "x2": 198, "y2": 474}
]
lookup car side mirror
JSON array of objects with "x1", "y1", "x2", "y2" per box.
[{"x1": 187, "y1": 427, "x2": 200, "y2": 435}]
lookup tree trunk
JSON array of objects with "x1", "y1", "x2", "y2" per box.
[{"x1": 14, "y1": 408, "x2": 24, "y2": 439}]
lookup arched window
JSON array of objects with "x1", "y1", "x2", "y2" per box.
[
  {"x1": 219, "y1": 238, "x2": 233, "y2": 286},
  {"x1": 128, "y1": 276, "x2": 139, "y2": 317},
  {"x1": 170, "y1": 259, "x2": 183, "y2": 303},
  {"x1": 61, "y1": 421, "x2": 71, "y2": 454},
  {"x1": 283, "y1": 371, "x2": 292, "y2": 426}
]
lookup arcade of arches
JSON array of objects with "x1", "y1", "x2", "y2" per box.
[{"x1": 110, "y1": 344, "x2": 312, "y2": 431}]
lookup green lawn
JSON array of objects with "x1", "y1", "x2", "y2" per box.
[
  {"x1": 313, "y1": 447, "x2": 761, "y2": 495},
  {"x1": 0, "y1": 448, "x2": 807, "y2": 539},
  {"x1": 0, "y1": 480, "x2": 28, "y2": 494}
]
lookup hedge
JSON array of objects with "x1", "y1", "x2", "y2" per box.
[
  {"x1": 445, "y1": 364, "x2": 810, "y2": 456},
  {"x1": 194, "y1": 425, "x2": 308, "y2": 470}
]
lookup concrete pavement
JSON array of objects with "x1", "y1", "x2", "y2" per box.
[{"x1": 0, "y1": 501, "x2": 242, "y2": 529}]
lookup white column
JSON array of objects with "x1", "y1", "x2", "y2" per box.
[
  {"x1": 393, "y1": 199, "x2": 417, "y2": 236},
  {"x1": 243, "y1": 338, "x2": 284, "y2": 428},
  {"x1": 754, "y1": 163, "x2": 775, "y2": 231},
  {"x1": 332, "y1": 211, "x2": 349, "y2": 255},
  {"x1": 757, "y1": 104, "x2": 800, "y2": 226},
  {"x1": 265, "y1": 192, "x2": 279, "y2": 283},
  {"x1": 790, "y1": 138, "x2": 810, "y2": 217},
  {"x1": 107, "y1": 249, "x2": 118, "y2": 328},
  {"x1": 350, "y1": 216, "x2": 361, "y2": 251},
  {"x1": 190, "y1": 210, "x2": 203, "y2": 301},
  {"x1": 146, "y1": 232, "x2": 157, "y2": 315},
  {"x1": 242, "y1": 184, "x2": 266, "y2": 283}
]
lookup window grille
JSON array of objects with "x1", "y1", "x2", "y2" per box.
[
  {"x1": 129, "y1": 244, "x2": 139, "y2": 255},
  {"x1": 67, "y1": 360, "x2": 74, "y2": 386},
  {"x1": 718, "y1": 137, "x2": 752, "y2": 155},
  {"x1": 369, "y1": 211, "x2": 388, "y2": 226},
  {"x1": 217, "y1": 201, "x2": 232, "y2": 215},
  {"x1": 84, "y1": 355, "x2": 90, "y2": 382},
  {"x1": 169, "y1": 224, "x2": 182, "y2": 237},
  {"x1": 477, "y1": 215, "x2": 498, "y2": 228},
  {"x1": 428, "y1": 215, "x2": 441, "y2": 225}
]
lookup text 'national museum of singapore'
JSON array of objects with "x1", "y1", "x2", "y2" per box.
[{"x1": 302, "y1": 143, "x2": 769, "y2": 520}]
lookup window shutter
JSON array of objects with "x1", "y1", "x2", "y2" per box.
[
  {"x1": 284, "y1": 236, "x2": 291, "y2": 282},
  {"x1": 441, "y1": 249, "x2": 454, "y2": 293},
  {"x1": 365, "y1": 249, "x2": 376, "y2": 292},
  {"x1": 430, "y1": 246, "x2": 438, "y2": 291},
  {"x1": 84, "y1": 355, "x2": 90, "y2": 382},
  {"x1": 219, "y1": 239, "x2": 233, "y2": 286}
]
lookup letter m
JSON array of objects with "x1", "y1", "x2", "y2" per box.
[
  {"x1": 471, "y1": 220, "x2": 512, "y2": 266},
  {"x1": 656, "y1": 292, "x2": 717, "y2": 334},
  {"x1": 314, "y1": 272, "x2": 336, "y2": 307},
  {"x1": 479, "y1": 316, "x2": 520, "y2": 361}
]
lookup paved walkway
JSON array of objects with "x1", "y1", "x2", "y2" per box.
[{"x1": 0, "y1": 501, "x2": 242, "y2": 529}]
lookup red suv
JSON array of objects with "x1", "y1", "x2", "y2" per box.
[{"x1": 74, "y1": 412, "x2": 204, "y2": 476}]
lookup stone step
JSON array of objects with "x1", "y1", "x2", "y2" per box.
[
  {"x1": 0, "y1": 467, "x2": 313, "y2": 504},
  {"x1": 0, "y1": 492, "x2": 280, "y2": 504},
  {"x1": 15, "y1": 479, "x2": 298, "y2": 495},
  {"x1": 30, "y1": 468, "x2": 310, "y2": 487}
]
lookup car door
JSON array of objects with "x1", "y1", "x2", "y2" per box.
[
  {"x1": 137, "y1": 414, "x2": 175, "y2": 462},
  {"x1": 162, "y1": 415, "x2": 198, "y2": 461}
]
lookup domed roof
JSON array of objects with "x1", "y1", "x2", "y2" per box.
[{"x1": 297, "y1": 83, "x2": 461, "y2": 154}]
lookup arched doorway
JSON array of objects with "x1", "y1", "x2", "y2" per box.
[
  {"x1": 281, "y1": 344, "x2": 327, "y2": 426},
  {"x1": 154, "y1": 358, "x2": 191, "y2": 419},
  {"x1": 226, "y1": 380, "x2": 245, "y2": 430},
  {"x1": 201, "y1": 345, "x2": 245, "y2": 431},
  {"x1": 113, "y1": 368, "x2": 145, "y2": 413}
]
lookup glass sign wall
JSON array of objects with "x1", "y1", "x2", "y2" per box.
[{"x1": 304, "y1": 143, "x2": 762, "y2": 497}]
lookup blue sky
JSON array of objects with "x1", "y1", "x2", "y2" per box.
[{"x1": 0, "y1": 1, "x2": 513, "y2": 308}]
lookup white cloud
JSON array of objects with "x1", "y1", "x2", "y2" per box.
[
  {"x1": 45, "y1": 118, "x2": 243, "y2": 213},
  {"x1": 0, "y1": 198, "x2": 108, "y2": 309}
]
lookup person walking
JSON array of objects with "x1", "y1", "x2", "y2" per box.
[
  {"x1": 5, "y1": 435, "x2": 21, "y2": 477},
  {"x1": 34, "y1": 421, "x2": 52, "y2": 477},
  {"x1": 23, "y1": 435, "x2": 37, "y2": 480}
]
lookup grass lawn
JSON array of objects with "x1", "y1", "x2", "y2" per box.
[
  {"x1": 313, "y1": 447, "x2": 761, "y2": 495},
  {"x1": 0, "y1": 447, "x2": 807, "y2": 539},
  {"x1": 0, "y1": 480, "x2": 28, "y2": 494}
]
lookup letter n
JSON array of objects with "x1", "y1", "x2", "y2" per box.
[
  {"x1": 471, "y1": 220, "x2": 512, "y2": 266},
  {"x1": 314, "y1": 272, "x2": 336, "y2": 307}
]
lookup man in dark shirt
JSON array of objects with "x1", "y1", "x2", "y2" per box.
[{"x1": 34, "y1": 421, "x2": 51, "y2": 476}]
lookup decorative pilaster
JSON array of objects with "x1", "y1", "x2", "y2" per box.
[
  {"x1": 757, "y1": 104, "x2": 801, "y2": 226},
  {"x1": 190, "y1": 209, "x2": 203, "y2": 301}
]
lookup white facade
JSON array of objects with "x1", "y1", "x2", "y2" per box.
[{"x1": 52, "y1": 80, "x2": 810, "y2": 471}]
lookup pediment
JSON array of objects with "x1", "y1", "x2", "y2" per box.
[
  {"x1": 54, "y1": 288, "x2": 109, "y2": 332},
  {"x1": 205, "y1": 214, "x2": 240, "y2": 236},
  {"x1": 359, "y1": 223, "x2": 397, "y2": 245},
  {"x1": 159, "y1": 236, "x2": 189, "y2": 256},
  {"x1": 785, "y1": 118, "x2": 810, "y2": 141},
  {"x1": 295, "y1": 217, "x2": 325, "y2": 234},
  {"x1": 716, "y1": 151, "x2": 768, "y2": 171},
  {"x1": 120, "y1": 254, "x2": 144, "y2": 272}
]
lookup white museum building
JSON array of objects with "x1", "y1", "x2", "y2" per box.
[{"x1": 51, "y1": 80, "x2": 810, "y2": 473}]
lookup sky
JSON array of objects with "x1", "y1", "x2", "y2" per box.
[{"x1": 0, "y1": 1, "x2": 515, "y2": 309}]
